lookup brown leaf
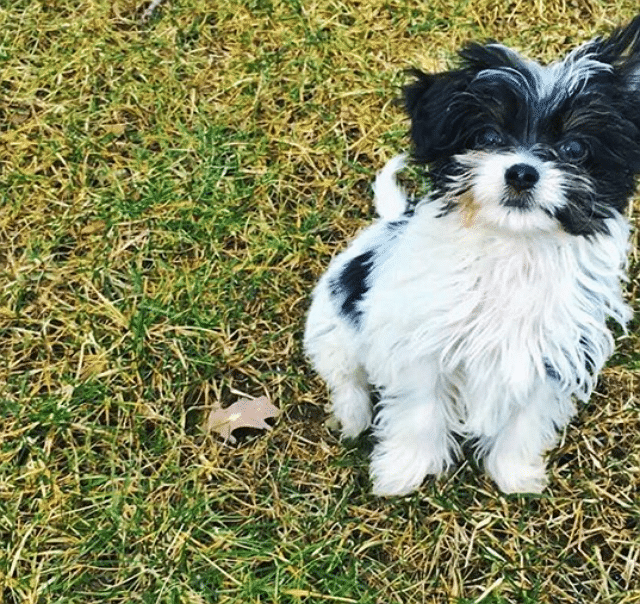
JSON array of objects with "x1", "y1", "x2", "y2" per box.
[{"x1": 205, "y1": 395, "x2": 279, "y2": 443}]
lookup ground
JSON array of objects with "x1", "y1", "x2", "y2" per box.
[{"x1": 1, "y1": 1, "x2": 639, "y2": 602}]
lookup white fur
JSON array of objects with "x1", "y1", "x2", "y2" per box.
[{"x1": 304, "y1": 156, "x2": 631, "y2": 495}]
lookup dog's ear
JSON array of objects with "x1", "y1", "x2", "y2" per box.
[
  {"x1": 403, "y1": 68, "x2": 472, "y2": 164},
  {"x1": 577, "y1": 15, "x2": 640, "y2": 91},
  {"x1": 590, "y1": 16, "x2": 640, "y2": 152}
]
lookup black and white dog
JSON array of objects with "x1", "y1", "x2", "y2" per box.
[{"x1": 304, "y1": 17, "x2": 640, "y2": 495}]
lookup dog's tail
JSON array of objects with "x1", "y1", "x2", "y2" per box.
[{"x1": 373, "y1": 154, "x2": 409, "y2": 220}]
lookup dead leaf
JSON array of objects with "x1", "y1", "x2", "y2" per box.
[{"x1": 205, "y1": 395, "x2": 279, "y2": 443}]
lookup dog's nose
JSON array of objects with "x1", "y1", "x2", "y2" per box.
[{"x1": 505, "y1": 163, "x2": 539, "y2": 191}]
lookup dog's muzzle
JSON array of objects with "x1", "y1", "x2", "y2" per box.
[{"x1": 503, "y1": 162, "x2": 539, "y2": 208}]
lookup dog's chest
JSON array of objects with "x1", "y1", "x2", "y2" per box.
[
  {"x1": 369, "y1": 236, "x2": 577, "y2": 363},
  {"x1": 463, "y1": 243, "x2": 568, "y2": 333},
  {"x1": 363, "y1": 215, "x2": 628, "y2": 410},
  {"x1": 443, "y1": 243, "x2": 574, "y2": 361},
  {"x1": 436, "y1": 241, "x2": 587, "y2": 428}
]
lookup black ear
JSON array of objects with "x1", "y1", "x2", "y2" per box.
[
  {"x1": 457, "y1": 41, "x2": 518, "y2": 72},
  {"x1": 589, "y1": 16, "x2": 640, "y2": 154},
  {"x1": 403, "y1": 68, "x2": 473, "y2": 165},
  {"x1": 577, "y1": 15, "x2": 640, "y2": 90},
  {"x1": 585, "y1": 15, "x2": 640, "y2": 64}
]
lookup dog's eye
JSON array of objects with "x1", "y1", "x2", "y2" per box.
[
  {"x1": 558, "y1": 139, "x2": 588, "y2": 162},
  {"x1": 474, "y1": 128, "x2": 504, "y2": 149}
]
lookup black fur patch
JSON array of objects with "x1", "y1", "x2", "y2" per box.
[
  {"x1": 579, "y1": 335, "x2": 596, "y2": 375},
  {"x1": 544, "y1": 360, "x2": 562, "y2": 382},
  {"x1": 330, "y1": 251, "x2": 375, "y2": 325},
  {"x1": 386, "y1": 218, "x2": 410, "y2": 230}
]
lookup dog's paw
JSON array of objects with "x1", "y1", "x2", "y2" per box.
[
  {"x1": 371, "y1": 471, "x2": 423, "y2": 497},
  {"x1": 326, "y1": 411, "x2": 370, "y2": 440},
  {"x1": 331, "y1": 386, "x2": 372, "y2": 439},
  {"x1": 488, "y1": 458, "x2": 549, "y2": 494},
  {"x1": 370, "y1": 443, "x2": 445, "y2": 496}
]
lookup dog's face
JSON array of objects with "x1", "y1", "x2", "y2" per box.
[{"x1": 405, "y1": 17, "x2": 640, "y2": 236}]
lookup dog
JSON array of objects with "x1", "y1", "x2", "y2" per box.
[{"x1": 304, "y1": 17, "x2": 640, "y2": 495}]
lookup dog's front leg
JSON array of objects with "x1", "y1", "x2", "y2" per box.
[
  {"x1": 369, "y1": 363, "x2": 454, "y2": 496},
  {"x1": 483, "y1": 386, "x2": 574, "y2": 494}
]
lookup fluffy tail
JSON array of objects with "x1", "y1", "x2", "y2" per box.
[{"x1": 373, "y1": 154, "x2": 409, "y2": 220}]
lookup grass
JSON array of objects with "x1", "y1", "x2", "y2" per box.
[{"x1": 1, "y1": 0, "x2": 640, "y2": 602}]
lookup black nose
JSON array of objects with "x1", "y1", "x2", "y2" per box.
[{"x1": 505, "y1": 163, "x2": 539, "y2": 191}]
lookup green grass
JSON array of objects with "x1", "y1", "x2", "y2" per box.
[{"x1": 1, "y1": 1, "x2": 640, "y2": 602}]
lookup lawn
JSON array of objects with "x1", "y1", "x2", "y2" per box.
[{"x1": 1, "y1": 1, "x2": 639, "y2": 602}]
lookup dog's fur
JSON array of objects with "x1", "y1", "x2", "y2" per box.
[{"x1": 304, "y1": 17, "x2": 640, "y2": 495}]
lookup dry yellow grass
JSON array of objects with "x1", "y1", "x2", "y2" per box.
[{"x1": 1, "y1": 1, "x2": 639, "y2": 602}]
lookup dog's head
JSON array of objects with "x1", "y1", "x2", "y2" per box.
[{"x1": 405, "y1": 16, "x2": 640, "y2": 236}]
